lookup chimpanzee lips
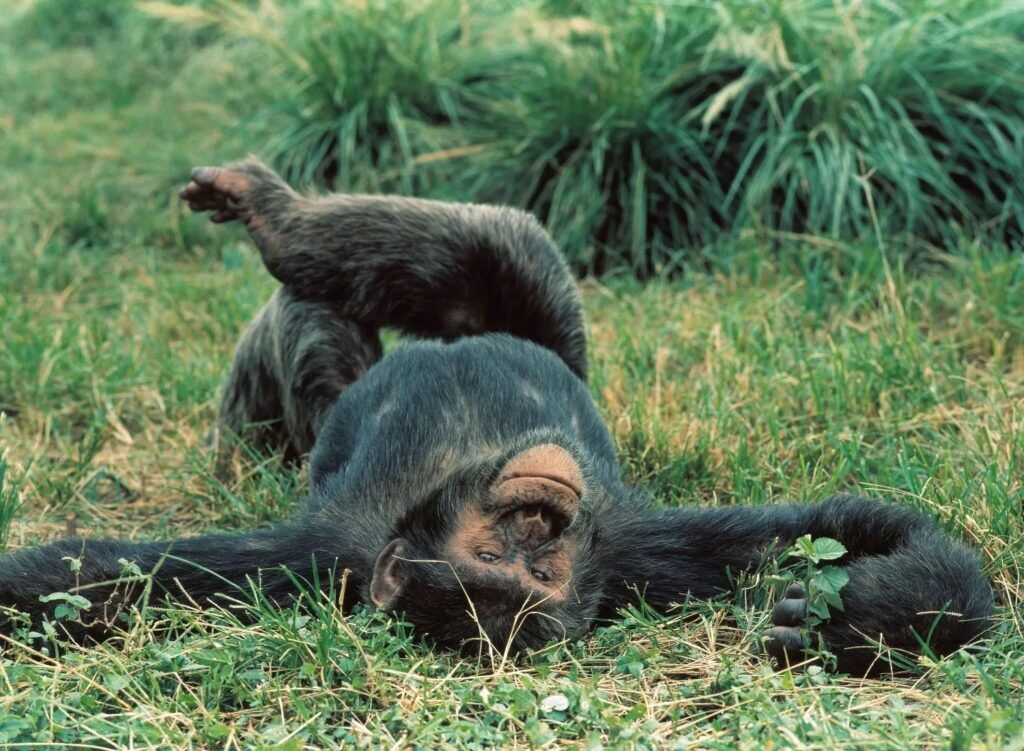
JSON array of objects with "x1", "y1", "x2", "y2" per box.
[
  {"x1": 492, "y1": 443, "x2": 584, "y2": 532},
  {"x1": 493, "y1": 476, "x2": 578, "y2": 532}
]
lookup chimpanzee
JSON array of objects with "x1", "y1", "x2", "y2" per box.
[{"x1": 0, "y1": 159, "x2": 992, "y2": 676}]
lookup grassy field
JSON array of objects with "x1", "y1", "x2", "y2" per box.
[{"x1": 1, "y1": 2, "x2": 1023, "y2": 749}]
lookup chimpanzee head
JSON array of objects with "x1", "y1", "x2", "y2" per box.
[{"x1": 368, "y1": 442, "x2": 604, "y2": 654}]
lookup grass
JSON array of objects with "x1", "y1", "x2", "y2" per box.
[
  {"x1": 0, "y1": 2, "x2": 1022, "y2": 749},
  {"x1": 148, "y1": 0, "x2": 1024, "y2": 275},
  {"x1": 145, "y1": 0, "x2": 529, "y2": 194}
]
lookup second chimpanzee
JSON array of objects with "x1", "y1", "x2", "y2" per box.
[{"x1": 0, "y1": 160, "x2": 993, "y2": 675}]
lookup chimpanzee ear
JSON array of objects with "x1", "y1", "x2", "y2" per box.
[{"x1": 370, "y1": 538, "x2": 408, "y2": 609}]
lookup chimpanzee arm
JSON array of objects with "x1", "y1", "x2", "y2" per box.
[
  {"x1": 180, "y1": 160, "x2": 587, "y2": 378},
  {"x1": 0, "y1": 522, "x2": 366, "y2": 642},
  {"x1": 602, "y1": 494, "x2": 992, "y2": 675}
]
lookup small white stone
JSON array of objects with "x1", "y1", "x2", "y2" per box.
[{"x1": 540, "y1": 694, "x2": 570, "y2": 712}]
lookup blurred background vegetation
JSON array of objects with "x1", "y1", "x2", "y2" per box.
[{"x1": 7, "y1": 0, "x2": 1022, "y2": 276}]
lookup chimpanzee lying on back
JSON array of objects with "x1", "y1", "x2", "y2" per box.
[{"x1": 0, "y1": 160, "x2": 992, "y2": 675}]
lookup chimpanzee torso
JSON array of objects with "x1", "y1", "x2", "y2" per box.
[{"x1": 309, "y1": 334, "x2": 621, "y2": 513}]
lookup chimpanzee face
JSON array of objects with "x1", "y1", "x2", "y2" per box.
[
  {"x1": 369, "y1": 443, "x2": 599, "y2": 654},
  {"x1": 445, "y1": 443, "x2": 581, "y2": 603}
]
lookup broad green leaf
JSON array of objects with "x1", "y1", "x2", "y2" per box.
[
  {"x1": 792, "y1": 534, "x2": 817, "y2": 559},
  {"x1": 811, "y1": 538, "x2": 848, "y2": 561},
  {"x1": 53, "y1": 604, "x2": 80, "y2": 621},
  {"x1": 813, "y1": 565, "x2": 850, "y2": 596},
  {"x1": 808, "y1": 600, "x2": 831, "y2": 620},
  {"x1": 38, "y1": 592, "x2": 92, "y2": 609}
]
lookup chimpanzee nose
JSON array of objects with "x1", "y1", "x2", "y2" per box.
[{"x1": 513, "y1": 506, "x2": 554, "y2": 543}]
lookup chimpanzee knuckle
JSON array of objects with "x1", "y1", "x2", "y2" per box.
[
  {"x1": 773, "y1": 597, "x2": 807, "y2": 627},
  {"x1": 190, "y1": 166, "x2": 219, "y2": 185},
  {"x1": 765, "y1": 625, "x2": 804, "y2": 662}
]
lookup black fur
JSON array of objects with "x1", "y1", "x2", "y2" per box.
[{"x1": 0, "y1": 160, "x2": 993, "y2": 675}]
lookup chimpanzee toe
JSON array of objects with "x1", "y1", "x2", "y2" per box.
[{"x1": 763, "y1": 583, "x2": 809, "y2": 668}]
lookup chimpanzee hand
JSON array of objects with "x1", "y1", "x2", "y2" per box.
[
  {"x1": 179, "y1": 160, "x2": 291, "y2": 257},
  {"x1": 181, "y1": 165, "x2": 255, "y2": 224},
  {"x1": 764, "y1": 583, "x2": 808, "y2": 669}
]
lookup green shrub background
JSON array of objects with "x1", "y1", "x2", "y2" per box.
[{"x1": 138, "y1": 0, "x2": 1024, "y2": 275}]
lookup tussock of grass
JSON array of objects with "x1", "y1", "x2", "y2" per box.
[
  {"x1": 0, "y1": 3, "x2": 1021, "y2": 748},
  {"x1": 470, "y1": 0, "x2": 1024, "y2": 272},
  {"x1": 144, "y1": 0, "x2": 528, "y2": 194},
  {"x1": 145, "y1": 0, "x2": 1024, "y2": 274}
]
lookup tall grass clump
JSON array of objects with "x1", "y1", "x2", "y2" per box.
[
  {"x1": 703, "y1": 0, "x2": 1024, "y2": 248},
  {"x1": 469, "y1": 0, "x2": 1024, "y2": 274},
  {"x1": 146, "y1": 0, "x2": 529, "y2": 193},
  {"x1": 458, "y1": 2, "x2": 729, "y2": 275}
]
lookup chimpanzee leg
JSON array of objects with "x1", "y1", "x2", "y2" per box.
[
  {"x1": 180, "y1": 159, "x2": 587, "y2": 378},
  {"x1": 215, "y1": 286, "x2": 381, "y2": 461}
]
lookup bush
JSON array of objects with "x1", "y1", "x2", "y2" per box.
[
  {"x1": 162, "y1": 0, "x2": 529, "y2": 193},
  {"x1": 135, "y1": 0, "x2": 1024, "y2": 274},
  {"x1": 468, "y1": 0, "x2": 1024, "y2": 273}
]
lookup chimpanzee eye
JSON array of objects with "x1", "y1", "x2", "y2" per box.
[
  {"x1": 532, "y1": 569, "x2": 551, "y2": 582},
  {"x1": 477, "y1": 552, "x2": 499, "y2": 563}
]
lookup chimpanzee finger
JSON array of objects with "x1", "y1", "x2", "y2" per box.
[
  {"x1": 181, "y1": 184, "x2": 225, "y2": 212},
  {"x1": 180, "y1": 182, "x2": 211, "y2": 205},
  {"x1": 784, "y1": 583, "x2": 806, "y2": 600},
  {"x1": 211, "y1": 210, "x2": 237, "y2": 224},
  {"x1": 764, "y1": 625, "x2": 804, "y2": 664},
  {"x1": 189, "y1": 167, "x2": 252, "y2": 201},
  {"x1": 190, "y1": 166, "x2": 222, "y2": 187},
  {"x1": 773, "y1": 597, "x2": 806, "y2": 627}
]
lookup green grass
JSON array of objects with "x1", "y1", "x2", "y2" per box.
[
  {"x1": 149, "y1": 0, "x2": 1024, "y2": 275},
  {"x1": 0, "y1": 3, "x2": 1022, "y2": 749}
]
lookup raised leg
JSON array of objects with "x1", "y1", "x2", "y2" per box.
[
  {"x1": 214, "y1": 287, "x2": 381, "y2": 462},
  {"x1": 180, "y1": 158, "x2": 588, "y2": 378}
]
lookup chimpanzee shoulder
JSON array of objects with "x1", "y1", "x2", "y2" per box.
[{"x1": 308, "y1": 334, "x2": 618, "y2": 489}]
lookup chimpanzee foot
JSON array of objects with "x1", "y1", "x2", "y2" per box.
[
  {"x1": 179, "y1": 161, "x2": 281, "y2": 252},
  {"x1": 764, "y1": 583, "x2": 808, "y2": 669}
]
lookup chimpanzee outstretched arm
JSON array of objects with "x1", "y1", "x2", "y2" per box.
[
  {"x1": 0, "y1": 521, "x2": 364, "y2": 642},
  {"x1": 602, "y1": 494, "x2": 992, "y2": 675},
  {"x1": 180, "y1": 160, "x2": 587, "y2": 378}
]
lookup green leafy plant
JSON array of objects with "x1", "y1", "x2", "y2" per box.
[
  {"x1": 770, "y1": 535, "x2": 850, "y2": 670},
  {"x1": 788, "y1": 535, "x2": 849, "y2": 625},
  {"x1": 38, "y1": 591, "x2": 92, "y2": 623}
]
